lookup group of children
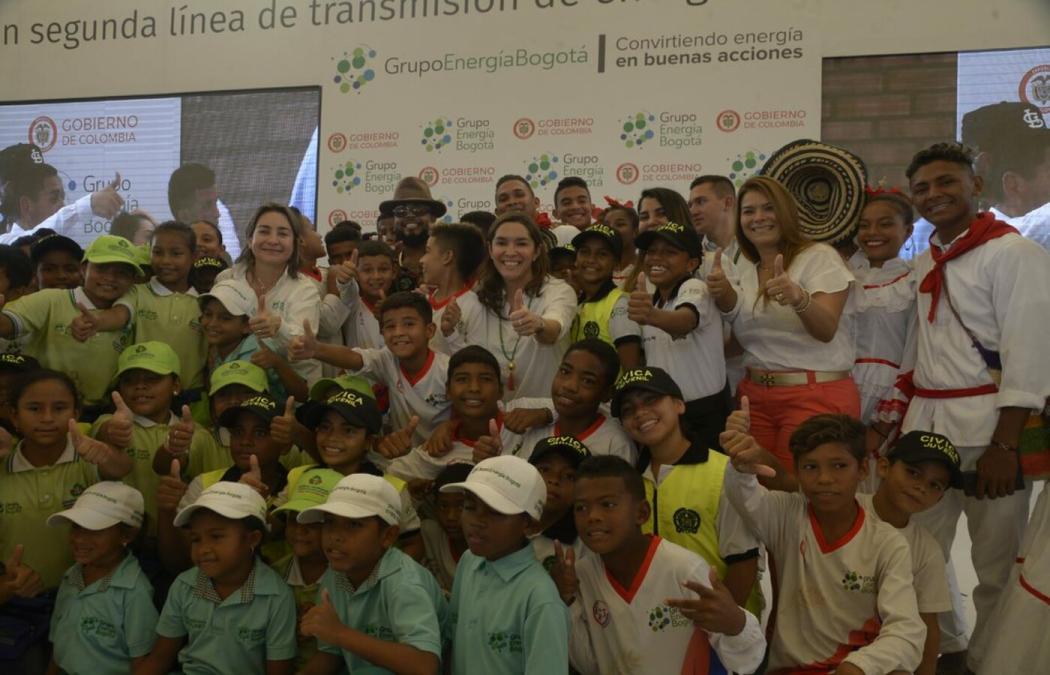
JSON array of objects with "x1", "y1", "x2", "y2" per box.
[{"x1": 0, "y1": 152, "x2": 1041, "y2": 675}]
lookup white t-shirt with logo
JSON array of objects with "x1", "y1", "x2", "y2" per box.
[
  {"x1": 569, "y1": 536, "x2": 764, "y2": 675},
  {"x1": 353, "y1": 347, "x2": 451, "y2": 447}
]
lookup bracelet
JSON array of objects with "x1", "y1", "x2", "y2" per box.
[
  {"x1": 989, "y1": 440, "x2": 1018, "y2": 453},
  {"x1": 792, "y1": 289, "x2": 812, "y2": 314}
]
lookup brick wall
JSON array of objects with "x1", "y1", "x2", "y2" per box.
[{"x1": 822, "y1": 53, "x2": 958, "y2": 189}]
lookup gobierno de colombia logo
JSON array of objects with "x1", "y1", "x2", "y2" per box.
[
  {"x1": 28, "y1": 116, "x2": 58, "y2": 152},
  {"x1": 333, "y1": 46, "x2": 378, "y2": 94}
]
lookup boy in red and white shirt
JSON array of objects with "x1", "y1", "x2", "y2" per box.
[
  {"x1": 721, "y1": 412, "x2": 925, "y2": 674},
  {"x1": 552, "y1": 455, "x2": 764, "y2": 675},
  {"x1": 419, "y1": 222, "x2": 485, "y2": 355}
]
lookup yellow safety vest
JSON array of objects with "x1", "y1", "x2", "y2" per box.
[{"x1": 571, "y1": 287, "x2": 625, "y2": 347}]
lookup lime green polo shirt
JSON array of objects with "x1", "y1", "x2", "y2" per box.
[
  {"x1": 316, "y1": 547, "x2": 446, "y2": 673},
  {"x1": 117, "y1": 279, "x2": 206, "y2": 389},
  {"x1": 49, "y1": 553, "x2": 158, "y2": 674},
  {"x1": 446, "y1": 545, "x2": 569, "y2": 675},
  {"x1": 2, "y1": 288, "x2": 131, "y2": 406},
  {"x1": 273, "y1": 554, "x2": 322, "y2": 670},
  {"x1": 156, "y1": 558, "x2": 297, "y2": 672},
  {"x1": 0, "y1": 438, "x2": 99, "y2": 589},
  {"x1": 90, "y1": 413, "x2": 222, "y2": 539}
]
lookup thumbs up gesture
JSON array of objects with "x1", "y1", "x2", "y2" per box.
[
  {"x1": 1, "y1": 544, "x2": 43, "y2": 600},
  {"x1": 332, "y1": 249, "x2": 359, "y2": 286},
  {"x1": 724, "y1": 396, "x2": 751, "y2": 435},
  {"x1": 69, "y1": 419, "x2": 114, "y2": 466},
  {"x1": 157, "y1": 459, "x2": 188, "y2": 513},
  {"x1": 90, "y1": 172, "x2": 125, "y2": 219},
  {"x1": 165, "y1": 405, "x2": 195, "y2": 456},
  {"x1": 288, "y1": 319, "x2": 319, "y2": 363},
  {"x1": 667, "y1": 568, "x2": 747, "y2": 636},
  {"x1": 70, "y1": 302, "x2": 100, "y2": 342},
  {"x1": 627, "y1": 275, "x2": 654, "y2": 325},
  {"x1": 249, "y1": 293, "x2": 282, "y2": 339},
  {"x1": 376, "y1": 415, "x2": 420, "y2": 459},
  {"x1": 239, "y1": 454, "x2": 269, "y2": 499},
  {"x1": 551, "y1": 540, "x2": 579, "y2": 605},
  {"x1": 705, "y1": 248, "x2": 734, "y2": 305},
  {"x1": 440, "y1": 296, "x2": 461, "y2": 337},
  {"x1": 719, "y1": 402, "x2": 777, "y2": 479},
  {"x1": 300, "y1": 588, "x2": 342, "y2": 641},
  {"x1": 764, "y1": 254, "x2": 803, "y2": 307},
  {"x1": 473, "y1": 419, "x2": 504, "y2": 463},
  {"x1": 249, "y1": 340, "x2": 281, "y2": 369},
  {"x1": 104, "y1": 391, "x2": 135, "y2": 449},
  {"x1": 508, "y1": 288, "x2": 542, "y2": 337},
  {"x1": 270, "y1": 397, "x2": 297, "y2": 448}
]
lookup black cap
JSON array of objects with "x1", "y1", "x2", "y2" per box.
[
  {"x1": 217, "y1": 394, "x2": 282, "y2": 428},
  {"x1": 634, "y1": 221, "x2": 702, "y2": 259},
  {"x1": 296, "y1": 388, "x2": 383, "y2": 435},
  {"x1": 887, "y1": 430, "x2": 963, "y2": 489},
  {"x1": 0, "y1": 352, "x2": 40, "y2": 373},
  {"x1": 0, "y1": 143, "x2": 44, "y2": 183},
  {"x1": 961, "y1": 101, "x2": 1049, "y2": 151},
  {"x1": 571, "y1": 223, "x2": 623, "y2": 259},
  {"x1": 528, "y1": 435, "x2": 592, "y2": 468},
  {"x1": 611, "y1": 367, "x2": 683, "y2": 418},
  {"x1": 30, "y1": 234, "x2": 84, "y2": 267}
]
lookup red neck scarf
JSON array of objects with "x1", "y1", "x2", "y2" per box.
[{"x1": 919, "y1": 212, "x2": 1017, "y2": 322}]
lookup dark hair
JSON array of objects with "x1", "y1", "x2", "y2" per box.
[
  {"x1": 983, "y1": 136, "x2": 1050, "y2": 203},
  {"x1": 324, "y1": 221, "x2": 362, "y2": 249},
  {"x1": 0, "y1": 163, "x2": 59, "y2": 224},
  {"x1": 10, "y1": 369, "x2": 80, "y2": 411},
  {"x1": 0, "y1": 245, "x2": 33, "y2": 290},
  {"x1": 430, "y1": 222, "x2": 487, "y2": 280},
  {"x1": 637, "y1": 187, "x2": 691, "y2": 230},
  {"x1": 356, "y1": 239, "x2": 396, "y2": 263},
  {"x1": 379, "y1": 291, "x2": 433, "y2": 324},
  {"x1": 168, "y1": 163, "x2": 215, "y2": 217},
  {"x1": 152, "y1": 220, "x2": 197, "y2": 253},
  {"x1": 192, "y1": 219, "x2": 222, "y2": 244},
  {"x1": 576, "y1": 455, "x2": 646, "y2": 502},
  {"x1": 496, "y1": 174, "x2": 535, "y2": 197},
  {"x1": 476, "y1": 212, "x2": 550, "y2": 318},
  {"x1": 447, "y1": 345, "x2": 501, "y2": 384},
  {"x1": 906, "y1": 142, "x2": 976, "y2": 181},
  {"x1": 863, "y1": 192, "x2": 914, "y2": 227},
  {"x1": 554, "y1": 176, "x2": 590, "y2": 204},
  {"x1": 564, "y1": 339, "x2": 620, "y2": 390},
  {"x1": 109, "y1": 213, "x2": 152, "y2": 243},
  {"x1": 239, "y1": 203, "x2": 302, "y2": 277},
  {"x1": 788, "y1": 414, "x2": 865, "y2": 464},
  {"x1": 690, "y1": 175, "x2": 736, "y2": 201},
  {"x1": 433, "y1": 462, "x2": 474, "y2": 492},
  {"x1": 460, "y1": 210, "x2": 497, "y2": 235},
  {"x1": 600, "y1": 204, "x2": 640, "y2": 232}
]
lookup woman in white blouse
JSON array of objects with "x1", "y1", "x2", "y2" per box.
[
  {"x1": 712, "y1": 176, "x2": 858, "y2": 471},
  {"x1": 454, "y1": 212, "x2": 577, "y2": 401}
]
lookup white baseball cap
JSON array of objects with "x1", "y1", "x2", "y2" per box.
[
  {"x1": 440, "y1": 455, "x2": 546, "y2": 521},
  {"x1": 198, "y1": 278, "x2": 256, "y2": 317},
  {"x1": 297, "y1": 474, "x2": 401, "y2": 527},
  {"x1": 173, "y1": 481, "x2": 270, "y2": 530},
  {"x1": 47, "y1": 482, "x2": 144, "y2": 530}
]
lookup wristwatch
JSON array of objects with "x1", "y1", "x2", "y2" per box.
[{"x1": 989, "y1": 440, "x2": 1018, "y2": 453}]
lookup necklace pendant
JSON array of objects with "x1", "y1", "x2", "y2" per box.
[{"x1": 507, "y1": 361, "x2": 515, "y2": 391}]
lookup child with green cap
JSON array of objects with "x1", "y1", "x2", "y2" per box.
[
  {"x1": 271, "y1": 467, "x2": 343, "y2": 671},
  {"x1": 0, "y1": 234, "x2": 139, "y2": 414}
]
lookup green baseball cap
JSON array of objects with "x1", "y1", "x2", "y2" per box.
[
  {"x1": 217, "y1": 393, "x2": 281, "y2": 428},
  {"x1": 209, "y1": 360, "x2": 269, "y2": 396},
  {"x1": 297, "y1": 389, "x2": 382, "y2": 435},
  {"x1": 271, "y1": 468, "x2": 343, "y2": 517},
  {"x1": 308, "y1": 374, "x2": 376, "y2": 403},
  {"x1": 82, "y1": 235, "x2": 143, "y2": 274},
  {"x1": 117, "y1": 341, "x2": 181, "y2": 378}
]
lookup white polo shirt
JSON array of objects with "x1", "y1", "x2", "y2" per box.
[{"x1": 508, "y1": 414, "x2": 637, "y2": 465}]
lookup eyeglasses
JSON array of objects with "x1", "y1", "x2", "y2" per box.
[{"x1": 392, "y1": 204, "x2": 432, "y2": 218}]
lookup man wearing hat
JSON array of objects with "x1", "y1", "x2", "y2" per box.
[
  {"x1": 378, "y1": 177, "x2": 447, "y2": 291},
  {"x1": 0, "y1": 143, "x2": 124, "y2": 245}
]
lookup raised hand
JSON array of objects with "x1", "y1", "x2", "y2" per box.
[
  {"x1": 333, "y1": 249, "x2": 359, "y2": 286},
  {"x1": 70, "y1": 303, "x2": 100, "y2": 342},
  {"x1": 503, "y1": 408, "x2": 549, "y2": 434},
  {"x1": 157, "y1": 459, "x2": 188, "y2": 513},
  {"x1": 508, "y1": 288, "x2": 543, "y2": 337},
  {"x1": 249, "y1": 340, "x2": 281, "y2": 369},
  {"x1": 724, "y1": 396, "x2": 750, "y2": 435},
  {"x1": 441, "y1": 296, "x2": 461, "y2": 337},
  {"x1": 270, "y1": 397, "x2": 296, "y2": 447},
  {"x1": 706, "y1": 248, "x2": 733, "y2": 301},
  {"x1": 424, "y1": 420, "x2": 453, "y2": 457},
  {"x1": 1, "y1": 545, "x2": 43, "y2": 599},
  {"x1": 764, "y1": 254, "x2": 803, "y2": 307},
  {"x1": 69, "y1": 419, "x2": 113, "y2": 466},
  {"x1": 90, "y1": 173, "x2": 125, "y2": 219},
  {"x1": 287, "y1": 319, "x2": 319, "y2": 363},
  {"x1": 666, "y1": 568, "x2": 747, "y2": 636},
  {"x1": 472, "y1": 418, "x2": 503, "y2": 463},
  {"x1": 300, "y1": 588, "x2": 342, "y2": 642},
  {"x1": 106, "y1": 391, "x2": 135, "y2": 449},
  {"x1": 627, "y1": 275, "x2": 654, "y2": 325},
  {"x1": 550, "y1": 540, "x2": 579, "y2": 605},
  {"x1": 720, "y1": 426, "x2": 777, "y2": 478},
  {"x1": 239, "y1": 454, "x2": 269, "y2": 499},
  {"x1": 375, "y1": 415, "x2": 420, "y2": 459},
  {"x1": 166, "y1": 405, "x2": 195, "y2": 456},
  {"x1": 249, "y1": 293, "x2": 282, "y2": 339}
]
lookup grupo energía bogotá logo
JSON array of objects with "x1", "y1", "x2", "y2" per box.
[
  {"x1": 620, "y1": 112, "x2": 656, "y2": 148},
  {"x1": 332, "y1": 159, "x2": 363, "y2": 194},
  {"x1": 333, "y1": 47, "x2": 377, "y2": 94},
  {"x1": 727, "y1": 150, "x2": 767, "y2": 187},
  {"x1": 420, "y1": 118, "x2": 453, "y2": 152},
  {"x1": 435, "y1": 196, "x2": 456, "y2": 223},
  {"x1": 524, "y1": 154, "x2": 559, "y2": 190}
]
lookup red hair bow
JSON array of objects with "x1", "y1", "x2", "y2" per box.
[{"x1": 603, "y1": 195, "x2": 634, "y2": 210}]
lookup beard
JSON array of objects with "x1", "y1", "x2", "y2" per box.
[{"x1": 398, "y1": 227, "x2": 429, "y2": 249}]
